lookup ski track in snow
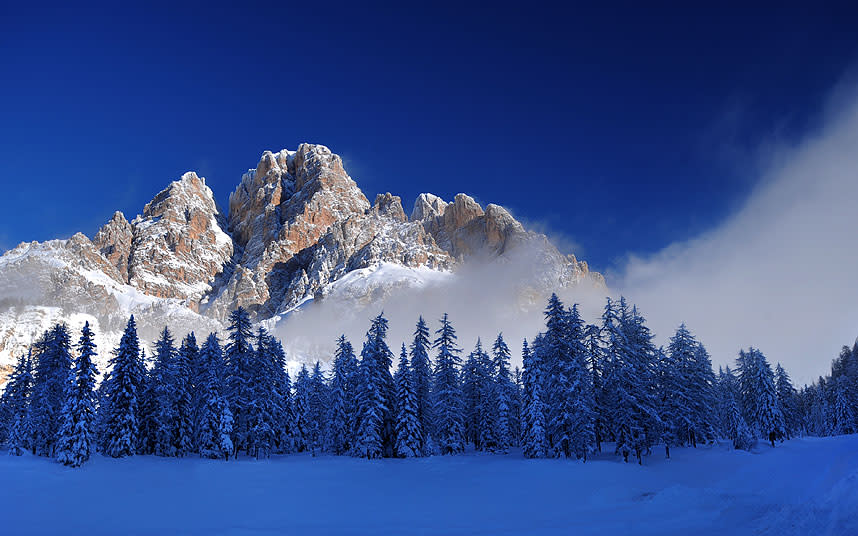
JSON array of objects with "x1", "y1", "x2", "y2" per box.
[{"x1": 0, "y1": 435, "x2": 856, "y2": 536}]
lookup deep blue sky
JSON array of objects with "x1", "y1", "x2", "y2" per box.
[{"x1": 1, "y1": 2, "x2": 857, "y2": 273}]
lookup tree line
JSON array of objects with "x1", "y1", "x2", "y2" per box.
[{"x1": 0, "y1": 293, "x2": 855, "y2": 467}]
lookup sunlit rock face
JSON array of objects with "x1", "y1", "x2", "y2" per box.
[{"x1": 0, "y1": 142, "x2": 603, "y2": 382}]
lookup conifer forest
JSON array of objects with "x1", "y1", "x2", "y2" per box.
[{"x1": 2, "y1": 294, "x2": 854, "y2": 469}]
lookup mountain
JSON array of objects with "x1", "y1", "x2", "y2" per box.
[{"x1": 0, "y1": 143, "x2": 603, "y2": 381}]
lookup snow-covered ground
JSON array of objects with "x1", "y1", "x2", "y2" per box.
[{"x1": 1, "y1": 435, "x2": 856, "y2": 535}]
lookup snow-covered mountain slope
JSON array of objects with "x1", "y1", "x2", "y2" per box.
[{"x1": 0, "y1": 143, "x2": 604, "y2": 382}]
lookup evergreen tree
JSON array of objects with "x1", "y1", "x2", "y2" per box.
[
  {"x1": 689, "y1": 342, "x2": 718, "y2": 445},
  {"x1": 491, "y1": 333, "x2": 514, "y2": 451},
  {"x1": 541, "y1": 296, "x2": 594, "y2": 459},
  {"x1": 410, "y1": 317, "x2": 434, "y2": 455},
  {"x1": 188, "y1": 329, "x2": 207, "y2": 452},
  {"x1": 224, "y1": 307, "x2": 255, "y2": 457},
  {"x1": 461, "y1": 340, "x2": 485, "y2": 449},
  {"x1": 355, "y1": 313, "x2": 396, "y2": 458},
  {"x1": 171, "y1": 333, "x2": 196, "y2": 457},
  {"x1": 293, "y1": 364, "x2": 311, "y2": 453},
  {"x1": 196, "y1": 334, "x2": 233, "y2": 460},
  {"x1": 775, "y1": 364, "x2": 799, "y2": 439},
  {"x1": 30, "y1": 324, "x2": 74, "y2": 456},
  {"x1": 325, "y1": 336, "x2": 358, "y2": 455},
  {"x1": 55, "y1": 322, "x2": 99, "y2": 467},
  {"x1": 394, "y1": 344, "x2": 422, "y2": 457},
  {"x1": 136, "y1": 349, "x2": 157, "y2": 455},
  {"x1": 510, "y1": 366, "x2": 524, "y2": 447},
  {"x1": 727, "y1": 390, "x2": 756, "y2": 451},
  {"x1": 744, "y1": 348, "x2": 786, "y2": 446},
  {"x1": 281, "y1": 368, "x2": 297, "y2": 453},
  {"x1": 100, "y1": 316, "x2": 144, "y2": 458},
  {"x1": 657, "y1": 346, "x2": 682, "y2": 458},
  {"x1": 602, "y1": 299, "x2": 661, "y2": 464},
  {"x1": 833, "y1": 375, "x2": 855, "y2": 435},
  {"x1": 2, "y1": 351, "x2": 34, "y2": 455},
  {"x1": 475, "y1": 341, "x2": 500, "y2": 452},
  {"x1": 307, "y1": 361, "x2": 328, "y2": 455},
  {"x1": 269, "y1": 337, "x2": 291, "y2": 454},
  {"x1": 149, "y1": 327, "x2": 177, "y2": 456},
  {"x1": 584, "y1": 323, "x2": 605, "y2": 453},
  {"x1": 432, "y1": 313, "x2": 464, "y2": 455},
  {"x1": 565, "y1": 305, "x2": 596, "y2": 460},
  {"x1": 661, "y1": 324, "x2": 699, "y2": 453},
  {"x1": 522, "y1": 339, "x2": 547, "y2": 458},
  {"x1": 248, "y1": 329, "x2": 276, "y2": 458}
]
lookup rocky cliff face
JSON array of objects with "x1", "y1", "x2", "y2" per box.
[{"x1": 0, "y1": 142, "x2": 603, "y2": 380}]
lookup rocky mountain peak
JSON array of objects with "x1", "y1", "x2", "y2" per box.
[
  {"x1": 372, "y1": 193, "x2": 407, "y2": 222},
  {"x1": 93, "y1": 211, "x2": 133, "y2": 282},
  {"x1": 411, "y1": 193, "x2": 448, "y2": 222},
  {"x1": 113, "y1": 172, "x2": 234, "y2": 305},
  {"x1": 0, "y1": 141, "x2": 605, "y2": 380}
]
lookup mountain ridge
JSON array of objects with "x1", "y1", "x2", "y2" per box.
[{"x1": 0, "y1": 143, "x2": 603, "y2": 380}]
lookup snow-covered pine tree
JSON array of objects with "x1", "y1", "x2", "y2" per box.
[
  {"x1": 728, "y1": 390, "x2": 756, "y2": 451},
  {"x1": 355, "y1": 313, "x2": 396, "y2": 458},
  {"x1": 55, "y1": 322, "x2": 100, "y2": 467},
  {"x1": 602, "y1": 298, "x2": 661, "y2": 464},
  {"x1": 656, "y1": 346, "x2": 681, "y2": 458},
  {"x1": 735, "y1": 349, "x2": 757, "y2": 429},
  {"x1": 522, "y1": 339, "x2": 547, "y2": 458},
  {"x1": 248, "y1": 328, "x2": 276, "y2": 459},
  {"x1": 690, "y1": 341, "x2": 718, "y2": 446},
  {"x1": 810, "y1": 378, "x2": 833, "y2": 436},
  {"x1": 542, "y1": 293, "x2": 570, "y2": 456},
  {"x1": 584, "y1": 323, "x2": 605, "y2": 453},
  {"x1": 745, "y1": 348, "x2": 786, "y2": 446},
  {"x1": 307, "y1": 361, "x2": 329, "y2": 455},
  {"x1": 511, "y1": 366, "x2": 523, "y2": 447},
  {"x1": 410, "y1": 317, "x2": 434, "y2": 455},
  {"x1": 717, "y1": 366, "x2": 755, "y2": 450},
  {"x1": 623, "y1": 304, "x2": 662, "y2": 462},
  {"x1": 293, "y1": 365, "x2": 311, "y2": 453},
  {"x1": 171, "y1": 333, "x2": 196, "y2": 457},
  {"x1": 543, "y1": 295, "x2": 595, "y2": 459},
  {"x1": 224, "y1": 307, "x2": 255, "y2": 457},
  {"x1": 281, "y1": 368, "x2": 297, "y2": 453},
  {"x1": 833, "y1": 375, "x2": 855, "y2": 435},
  {"x1": 188, "y1": 329, "x2": 207, "y2": 453},
  {"x1": 662, "y1": 324, "x2": 697, "y2": 451},
  {"x1": 99, "y1": 316, "x2": 145, "y2": 458},
  {"x1": 431, "y1": 313, "x2": 465, "y2": 455},
  {"x1": 136, "y1": 349, "x2": 158, "y2": 455},
  {"x1": 196, "y1": 334, "x2": 233, "y2": 460},
  {"x1": 394, "y1": 344, "x2": 421, "y2": 457},
  {"x1": 268, "y1": 337, "x2": 291, "y2": 454},
  {"x1": 461, "y1": 340, "x2": 484, "y2": 449},
  {"x1": 475, "y1": 341, "x2": 500, "y2": 452},
  {"x1": 149, "y1": 327, "x2": 177, "y2": 456},
  {"x1": 565, "y1": 305, "x2": 596, "y2": 460},
  {"x1": 2, "y1": 351, "x2": 34, "y2": 455},
  {"x1": 775, "y1": 364, "x2": 799, "y2": 439},
  {"x1": 491, "y1": 333, "x2": 514, "y2": 451},
  {"x1": 30, "y1": 324, "x2": 74, "y2": 457},
  {"x1": 325, "y1": 335, "x2": 358, "y2": 455}
]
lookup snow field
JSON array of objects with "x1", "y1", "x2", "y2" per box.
[{"x1": 0, "y1": 435, "x2": 856, "y2": 536}]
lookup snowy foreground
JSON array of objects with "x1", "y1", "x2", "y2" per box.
[{"x1": 1, "y1": 436, "x2": 856, "y2": 536}]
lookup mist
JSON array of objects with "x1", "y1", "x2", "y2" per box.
[
  {"x1": 273, "y1": 244, "x2": 608, "y2": 373},
  {"x1": 617, "y1": 85, "x2": 858, "y2": 386},
  {"x1": 277, "y1": 87, "x2": 858, "y2": 387}
]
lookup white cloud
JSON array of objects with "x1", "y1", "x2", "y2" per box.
[
  {"x1": 617, "y1": 86, "x2": 858, "y2": 386},
  {"x1": 274, "y1": 85, "x2": 858, "y2": 387}
]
